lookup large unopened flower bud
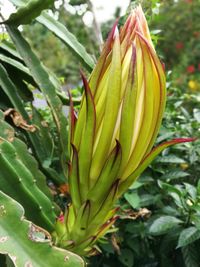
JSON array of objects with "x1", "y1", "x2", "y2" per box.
[
  {"x1": 57, "y1": 6, "x2": 194, "y2": 255},
  {"x1": 73, "y1": 5, "x2": 166, "y2": 195}
]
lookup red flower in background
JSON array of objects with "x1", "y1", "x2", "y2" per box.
[
  {"x1": 175, "y1": 42, "x2": 184, "y2": 50},
  {"x1": 187, "y1": 65, "x2": 195, "y2": 73},
  {"x1": 185, "y1": 0, "x2": 192, "y2": 3}
]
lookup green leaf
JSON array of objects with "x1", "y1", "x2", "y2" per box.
[
  {"x1": 160, "y1": 170, "x2": 190, "y2": 181},
  {"x1": 37, "y1": 12, "x2": 95, "y2": 71},
  {"x1": 177, "y1": 227, "x2": 200, "y2": 248},
  {"x1": 0, "y1": 191, "x2": 85, "y2": 267},
  {"x1": 8, "y1": 0, "x2": 95, "y2": 71},
  {"x1": 184, "y1": 183, "x2": 197, "y2": 199},
  {"x1": 0, "y1": 54, "x2": 30, "y2": 76},
  {"x1": 124, "y1": 192, "x2": 140, "y2": 209},
  {"x1": 5, "y1": 0, "x2": 54, "y2": 26},
  {"x1": 0, "y1": 39, "x2": 22, "y2": 60},
  {"x1": 149, "y1": 216, "x2": 183, "y2": 235},
  {"x1": 139, "y1": 194, "x2": 159, "y2": 207},
  {"x1": 158, "y1": 181, "x2": 183, "y2": 198},
  {"x1": 128, "y1": 181, "x2": 143, "y2": 190},
  {"x1": 156, "y1": 154, "x2": 186, "y2": 164}
]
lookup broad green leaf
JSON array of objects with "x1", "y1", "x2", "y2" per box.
[
  {"x1": 8, "y1": 0, "x2": 95, "y2": 71},
  {"x1": 5, "y1": 0, "x2": 54, "y2": 26},
  {"x1": 124, "y1": 192, "x2": 140, "y2": 209},
  {"x1": 0, "y1": 54, "x2": 30, "y2": 76},
  {"x1": 0, "y1": 40, "x2": 22, "y2": 60},
  {"x1": 139, "y1": 194, "x2": 159, "y2": 207},
  {"x1": 177, "y1": 227, "x2": 200, "y2": 248},
  {"x1": 149, "y1": 216, "x2": 183, "y2": 235},
  {"x1": 156, "y1": 154, "x2": 186, "y2": 164},
  {"x1": 160, "y1": 170, "x2": 190, "y2": 181},
  {"x1": 129, "y1": 181, "x2": 143, "y2": 190},
  {"x1": 158, "y1": 181, "x2": 183, "y2": 198},
  {"x1": 37, "y1": 12, "x2": 95, "y2": 71},
  {"x1": 184, "y1": 183, "x2": 197, "y2": 199},
  {"x1": 0, "y1": 191, "x2": 85, "y2": 267}
]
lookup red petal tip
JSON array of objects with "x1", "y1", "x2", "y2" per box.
[{"x1": 170, "y1": 137, "x2": 197, "y2": 144}]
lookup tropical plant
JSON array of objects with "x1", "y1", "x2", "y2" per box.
[{"x1": 0, "y1": 0, "x2": 196, "y2": 266}]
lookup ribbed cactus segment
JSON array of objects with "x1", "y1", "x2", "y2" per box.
[
  {"x1": 0, "y1": 110, "x2": 58, "y2": 232},
  {"x1": 0, "y1": 191, "x2": 85, "y2": 267}
]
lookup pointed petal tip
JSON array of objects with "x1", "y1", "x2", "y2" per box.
[{"x1": 165, "y1": 137, "x2": 197, "y2": 145}]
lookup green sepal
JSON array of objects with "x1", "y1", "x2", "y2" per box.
[
  {"x1": 77, "y1": 72, "x2": 96, "y2": 201},
  {"x1": 87, "y1": 141, "x2": 122, "y2": 208},
  {"x1": 88, "y1": 179, "x2": 119, "y2": 234},
  {"x1": 70, "y1": 200, "x2": 91, "y2": 241},
  {"x1": 68, "y1": 145, "x2": 81, "y2": 212}
]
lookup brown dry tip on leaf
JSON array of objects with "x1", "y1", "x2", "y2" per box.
[
  {"x1": 4, "y1": 108, "x2": 36, "y2": 132},
  {"x1": 120, "y1": 208, "x2": 151, "y2": 220}
]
